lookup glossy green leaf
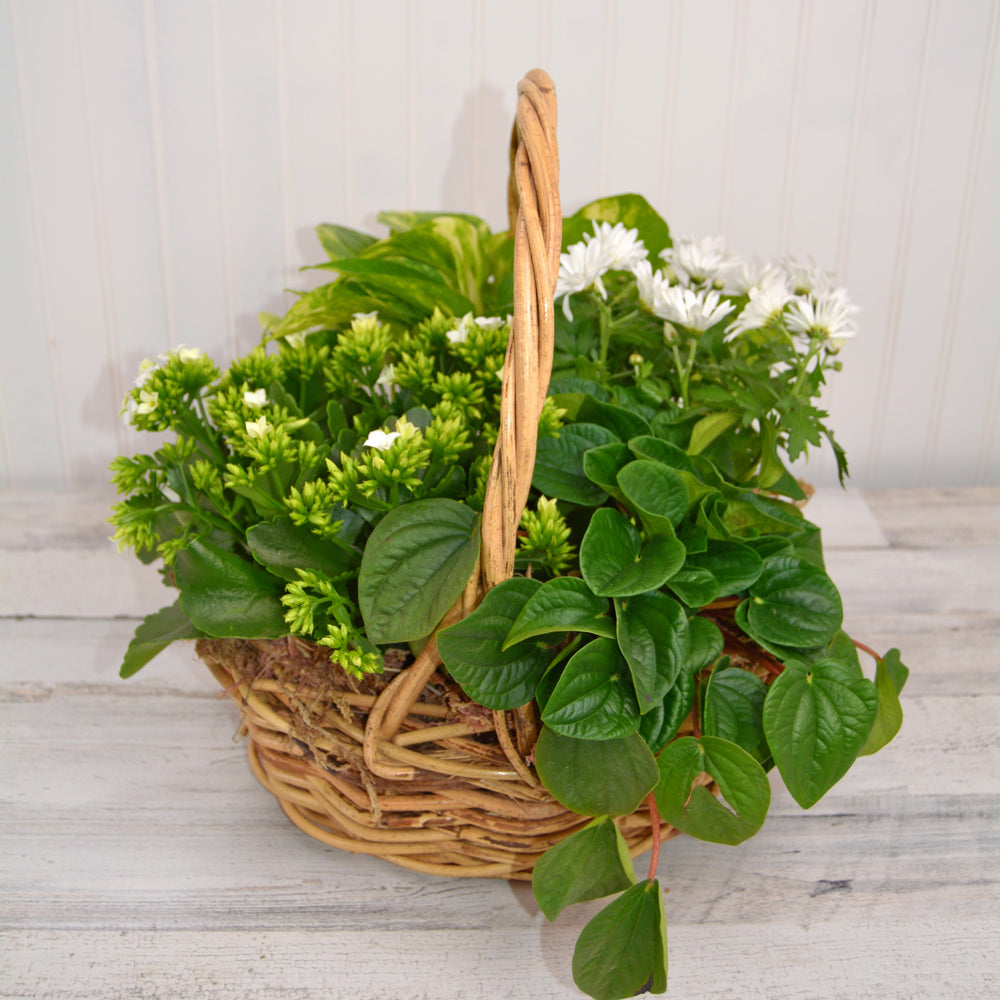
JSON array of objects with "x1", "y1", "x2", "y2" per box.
[
  {"x1": 687, "y1": 540, "x2": 763, "y2": 596},
  {"x1": 740, "y1": 555, "x2": 843, "y2": 649},
  {"x1": 358, "y1": 499, "x2": 480, "y2": 643},
  {"x1": 533, "y1": 423, "x2": 620, "y2": 505},
  {"x1": 582, "y1": 442, "x2": 632, "y2": 500},
  {"x1": 577, "y1": 396, "x2": 652, "y2": 441},
  {"x1": 763, "y1": 657, "x2": 878, "y2": 808},
  {"x1": 664, "y1": 566, "x2": 720, "y2": 608},
  {"x1": 562, "y1": 193, "x2": 673, "y2": 259},
  {"x1": 436, "y1": 577, "x2": 548, "y2": 710},
  {"x1": 246, "y1": 516, "x2": 357, "y2": 582},
  {"x1": 175, "y1": 540, "x2": 287, "y2": 638},
  {"x1": 534, "y1": 727, "x2": 659, "y2": 817},
  {"x1": 859, "y1": 649, "x2": 908, "y2": 756},
  {"x1": 119, "y1": 601, "x2": 201, "y2": 678},
  {"x1": 687, "y1": 411, "x2": 740, "y2": 455},
  {"x1": 541, "y1": 638, "x2": 641, "y2": 740},
  {"x1": 616, "y1": 460, "x2": 689, "y2": 532},
  {"x1": 504, "y1": 577, "x2": 615, "y2": 648},
  {"x1": 641, "y1": 668, "x2": 696, "y2": 753},
  {"x1": 686, "y1": 615, "x2": 724, "y2": 672},
  {"x1": 532, "y1": 817, "x2": 636, "y2": 921},
  {"x1": 572, "y1": 879, "x2": 668, "y2": 1000},
  {"x1": 627, "y1": 435, "x2": 696, "y2": 473},
  {"x1": 580, "y1": 508, "x2": 686, "y2": 598},
  {"x1": 614, "y1": 593, "x2": 689, "y2": 713},
  {"x1": 654, "y1": 735, "x2": 771, "y2": 845},
  {"x1": 314, "y1": 223, "x2": 377, "y2": 260},
  {"x1": 702, "y1": 666, "x2": 770, "y2": 764}
]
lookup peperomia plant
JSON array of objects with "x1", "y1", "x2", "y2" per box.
[{"x1": 111, "y1": 195, "x2": 907, "y2": 1000}]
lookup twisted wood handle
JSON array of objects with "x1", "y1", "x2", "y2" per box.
[{"x1": 372, "y1": 71, "x2": 560, "y2": 751}]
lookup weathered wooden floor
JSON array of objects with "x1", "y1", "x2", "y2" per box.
[{"x1": 1, "y1": 487, "x2": 997, "y2": 999}]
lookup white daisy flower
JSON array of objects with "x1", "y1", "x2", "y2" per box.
[
  {"x1": 555, "y1": 238, "x2": 609, "y2": 320},
  {"x1": 726, "y1": 275, "x2": 794, "y2": 338},
  {"x1": 654, "y1": 286, "x2": 735, "y2": 332},
  {"x1": 243, "y1": 388, "x2": 268, "y2": 409},
  {"x1": 661, "y1": 235, "x2": 735, "y2": 286},
  {"x1": 780, "y1": 256, "x2": 836, "y2": 297},
  {"x1": 135, "y1": 389, "x2": 159, "y2": 415},
  {"x1": 245, "y1": 416, "x2": 270, "y2": 439},
  {"x1": 363, "y1": 428, "x2": 401, "y2": 452},
  {"x1": 785, "y1": 288, "x2": 859, "y2": 344},
  {"x1": 590, "y1": 221, "x2": 647, "y2": 270},
  {"x1": 633, "y1": 260, "x2": 668, "y2": 314},
  {"x1": 721, "y1": 258, "x2": 780, "y2": 297}
]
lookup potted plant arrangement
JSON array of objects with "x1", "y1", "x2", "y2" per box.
[{"x1": 110, "y1": 71, "x2": 907, "y2": 999}]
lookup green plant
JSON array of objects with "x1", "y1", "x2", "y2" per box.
[{"x1": 111, "y1": 195, "x2": 906, "y2": 1000}]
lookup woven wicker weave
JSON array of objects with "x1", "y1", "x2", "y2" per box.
[{"x1": 197, "y1": 70, "x2": 685, "y2": 880}]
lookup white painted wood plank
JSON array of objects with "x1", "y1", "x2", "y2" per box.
[
  {"x1": 871, "y1": 0, "x2": 997, "y2": 487},
  {"x1": 0, "y1": 1, "x2": 66, "y2": 489}
]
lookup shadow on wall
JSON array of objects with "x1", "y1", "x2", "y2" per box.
[{"x1": 442, "y1": 83, "x2": 515, "y2": 231}]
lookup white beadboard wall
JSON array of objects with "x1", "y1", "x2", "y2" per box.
[{"x1": 0, "y1": 0, "x2": 997, "y2": 490}]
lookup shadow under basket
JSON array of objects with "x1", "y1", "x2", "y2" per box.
[{"x1": 197, "y1": 636, "x2": 687, "y2": 880}]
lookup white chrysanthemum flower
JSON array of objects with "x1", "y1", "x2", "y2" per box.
[
  {"x1": 727, "y1": 275, "x2": 794, "y2": 338},
  {"x1": 363, "y1": 428, "x2": 401, "y2": 452},
  {"x1": 374, "y1": 364, "x2": 397, "y2": 399},
  {"x1": 245, "y1": 416, "x2": 269, "y2": 438},
  {"x1": 785, "y1": 288, "x2": 859, "y2": 344},
  {"x1": 721, "y1": 258, "x2": 781, "y2": 297},
  {"x1": 780, "y1": 256, "x2": 836, "y2": 297},
  {"x1": 175, "y1": 345, "x2": 204, "y2": 363},
  {"x1": 590, "y1": 221, "x2": 647, "y2": 270},
  {"x1": 243, "y1": 388, "x2": 268, "y2": 409},
  {"x1": 661, "y1": 235, "x2": 735, "y2": 286},
  {"x1": 633, "y1": 260, "x2": 668, "y2": 313},
  {"x1": 555, "y1": 238, "x2": 608, "y2": 320},
  {"x1": 135, "y1": 389, "x2": 159, "y2": 415},
  {"x1": 133, "y1": 358, "x2": 157, "y2": 388},
  {"x1": 654, "y1": 285, "x2": 735, "y2": 332}
]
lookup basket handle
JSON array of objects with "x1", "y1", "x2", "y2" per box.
[
  {"x1": 481, "y1": 69, "x2": 561, "y2": 590},
  {"x1": 371, "y1": 71, "x2": 560, "y2": 750}
]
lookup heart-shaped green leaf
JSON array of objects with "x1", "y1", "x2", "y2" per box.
[
  {"x1": 665, "y1": 566, "x2": 720, "y2": 608},
  {"x1": 358, "y1": 498, "x2": 480, "y2": 643},
  {"x1": 534, "y1": 728, "x2": 659, "y2": 817},
  {"x1": 572, "y1": 880, "x2": 668, "y2": 1000},
  {"x1": 580, "y1": 508, "x2": 685, "y2": 598},
  {"x1": 702, "y1": 666, "x2": 770, "y2": 764},
  {"x1": 246, "y1": 516, "x2": 358, "y2": 581},
  {"x1": 614, "y1": 593, "x2": 689, "y2": 712},
  {"x1": 638, "y1": 668, "x2": 695, "y2": 754},
  {"x1": 533, "y1": 423, "x2": 620, "y2": 505},
  {"x1": 654, "y1": 735, "x2": 771, "y2": 845},
  {"x1": 504, "y1": 576, "x2": 615, "y2": 648},
  {"x1": 532, "y1": 817, "x2": 636, "y2": 921},
  {"x1": 582, "y1": 442, "x2": 632, "y2": 501},
  {"x1": 119, "y1": 601, "x2": 202, "y2": 678},
  {"x1": 578, "y1": 396, "x2": 652, "y2": 441},
  {"x1": 687, "y1": 540, "x2": 763, "y2": 596},
  {"x1": 175, "y1": 540, "x2": 287, "y2": 638},
  {"x1": 740, "y1": 555, "x2": 843, "y2": 649},
  {"x1": 763, "y1": 657, "x2": 879, "y2": 808},
  {"x1": 436, "y1": 578, "x2": 548, "y2": 710},
  {"x1": 686, "y1": 615, "x2": 724, "y2": 672},
  {"x1": 860, "y1": 649, "x2": 908, "y2": 756},
  {"x1": 616, "y1": 460, "x2": 689, "y2": 531},
  {"x1": 541, "y1": 638, "x2": 641, "y2": 740}
]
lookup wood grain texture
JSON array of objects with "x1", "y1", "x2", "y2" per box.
[{"x1": 1, "y1": 488, "x2": 997, "y2": 998}]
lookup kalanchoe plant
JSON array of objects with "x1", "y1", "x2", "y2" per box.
[{"x1": 111, "y1": 195, "x2": 907, "y2": 1000}]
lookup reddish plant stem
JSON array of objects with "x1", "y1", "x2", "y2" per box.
[
  {"x1": 646, "y1": 791, "x2": 662, "y2": 881},
  {"x1": 851, "y1": 638, "x2": 882, "y2": 663}
]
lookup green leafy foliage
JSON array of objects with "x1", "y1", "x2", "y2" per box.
[
  {"x1": 504, "y1": 577, "x2": 615, "y2": 647},
  {"x1": 532, "y1": 817, "x2": 636, "y2": 921},
  {"x1": 358, "y1": 499, "x2": 480, "y2": 643},
  {"x1": 763, "y1": 658, "x2": 879, "y2": 808},
  {"x1": 119, "y1": 602, "x2": 201, "y2": 678}
]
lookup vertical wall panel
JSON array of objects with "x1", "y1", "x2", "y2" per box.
[{"x1": 0, "y1": 0, "x2": 66, "y2": 487}]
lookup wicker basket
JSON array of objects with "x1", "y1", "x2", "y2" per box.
[{"x1": 196, "y1": 69, "x2": 734, "y2": 880}]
